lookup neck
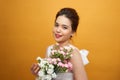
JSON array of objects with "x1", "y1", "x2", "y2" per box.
[{"x1": 56, "y1": 40, "x2": 70, "y2": 47}]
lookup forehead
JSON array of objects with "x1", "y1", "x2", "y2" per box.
[{"x1": 55, "y1": 15, "x2": 72, "y2": 26}]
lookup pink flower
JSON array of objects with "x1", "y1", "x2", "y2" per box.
[
  {"x1": 52, "y1": 58, "x2": 57, "y2": 64},
  {"x1": 64, "y1": 64, "x2": 69, "y2": 68},
  {"x1": 60, "y1": 50, "x2": 66, "y2": 55},
  {"x1": 67, "y1": 62, "x2": 73, "y2": 70},
  {"x1": 46, "y1": 58, "x2": 52, "y2": 63},
  {"x1": 57, "y1": 58, "x2": 61, "y2": 62},
  {"x1": 57, "y1": 62, "x2": 64, "y2": 67},
  {"x1": 51, "y1": 50, "x2": 57, "y2": 55},
  {"x1": 63, "y1": 60, "x2": 68, "y2": 63},
  {"x1": 60, "y1": 47, "x2": 64, "y2": 51},
  {"x1": 70, "y1": 54, "x2": 73, "y2": 57}
]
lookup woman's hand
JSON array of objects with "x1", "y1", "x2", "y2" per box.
[{"x1": 31, "y1": 63, "x2": 40, "y2": 76}]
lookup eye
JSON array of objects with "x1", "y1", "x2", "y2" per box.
[
  {"x1": 54, "y1": 23, "x2": 59, "y2": 27},
  {"x1": 62, "y1": 25, "x2": 68, "y2": 29},
  {"x1": 63, "y1": 26, "x2": 68, "y2": 29}
]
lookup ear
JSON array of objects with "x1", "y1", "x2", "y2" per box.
[{"x1": 71, "y1": 31, "x2": 75, "y2": 37}]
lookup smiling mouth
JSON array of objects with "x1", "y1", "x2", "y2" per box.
[{"x1": 55, "y1": 34, "x2": 62, "y2": 38}]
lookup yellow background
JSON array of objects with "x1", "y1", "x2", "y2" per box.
[{"x1": 0, "y1": 0, "x2": 120, "y2": 80}]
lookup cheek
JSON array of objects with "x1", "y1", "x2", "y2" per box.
[{"x1": 64, "y1": 31, "x2": 72, "y2": 37}]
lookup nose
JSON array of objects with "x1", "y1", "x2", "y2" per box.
[{"x1": 56, "y1": 27, "x2": 61, "y2": 33}]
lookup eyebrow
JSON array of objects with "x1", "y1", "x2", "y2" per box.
[
  {"x1": 55, "y1": 22, "x2": 70, "y2": 27},
  {"x1": 62, "y1": 24, "x2": 69, "y2": 28}
]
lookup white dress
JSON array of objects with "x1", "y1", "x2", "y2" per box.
[{"x1": 46, "y1": 45, "x2": 89, "y2": 80}]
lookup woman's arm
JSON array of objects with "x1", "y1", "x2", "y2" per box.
[{"x1": 70, "y1": 49, "x2": 88, "y2": 80}]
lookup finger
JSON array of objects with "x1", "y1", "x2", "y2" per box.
[
  {"x1": 31, "y1": 63, "x2": 36, "y2": 71},
  {"x1": 31, "y1": 63, "x2": 40, "y2": 75},
  {"x1": 33, "y1": 64, "x2": 38, "y2": 70},
  {"x1": 34, "y1": 67, "x2": 40, "y2": 74},
  {"x1": 31, "y1": 63, "x2": 38, "y2": 73}
]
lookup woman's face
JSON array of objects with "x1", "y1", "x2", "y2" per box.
[{"x1": 53, "y1": 15, "x2": 73, "y2": 44}]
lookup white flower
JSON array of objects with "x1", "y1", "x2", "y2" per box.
[
  {"x1": 47, "y1": 68, "x2": 54, "y2": 74},
  {"x1": 51, "y1": 73, "x2": 57, "y2": 78},
  {"x1": 36, "y1": 56, "x2": 56, "y2": 80},
  {"x1": 43, "y1": 75, "x2": 52, "y2": 80},
  {"x1": 40, "y1": 60, "x2": 48, "y2": 67},
  {"x1": 49, "y1": 64, "x2": 54, "y2": 69},
  {"x1": 38, "y1": 70, "x2": 45, "y2": 77},
  {"x1": 36, "y1": 57, "x2": 42, "y2": 61},
  {"x1": 64, "y1": 46, "x2": 71, "y2": 51}
]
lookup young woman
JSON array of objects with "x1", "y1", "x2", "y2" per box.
[{"x1": 31, "y1": 8, "x2": 89, "y2": 80}]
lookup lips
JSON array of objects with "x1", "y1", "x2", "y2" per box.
[{"x1": 55, "y1": 34, "x2": 62, "y2": 38}]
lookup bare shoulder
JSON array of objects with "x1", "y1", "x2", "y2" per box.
[
  {"x1": 71, "y1": 48, "x2": 83, "y2": 64},
  {"x1": 69, "y1": 45, "x2": 85, "y2": 70},
  {"x1": 69, "y1": 44, "x2": 82, "y2": 62},
  {"x1": 70, "y1": 46, "x2": 88, "y2": 80}
]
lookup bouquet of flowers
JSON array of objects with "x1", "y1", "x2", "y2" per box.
[
  {"x1": 36, "y1": 57, "x2": 57, "y2": 80},
  {"x1": 36, "y1": 45, "x2": 73, "y2": 80}
]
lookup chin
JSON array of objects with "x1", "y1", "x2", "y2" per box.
[
  {"x1": 55, "y1": 40, "x2": 61, "y2": 43},
  {"x1": 54, "y1": 39, "x2": 62, "y2": 43}
]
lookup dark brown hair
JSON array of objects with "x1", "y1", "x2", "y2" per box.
[{"x1": 55, "y1": 8, "x2": 79, "y2": 32}]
